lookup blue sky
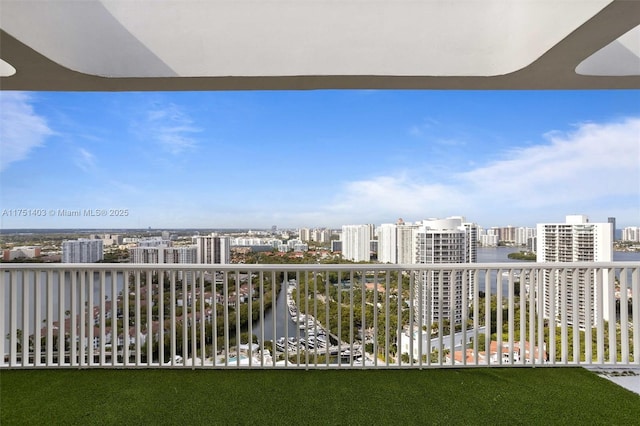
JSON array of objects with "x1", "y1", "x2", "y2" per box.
[{"x1": 1, "y1": 90, "x2": 638, "y2": 230}]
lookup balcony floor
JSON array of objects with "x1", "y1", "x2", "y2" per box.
[
  {"x1": 587, "y1": 366, "x2": 640, "y2": 395},
  {"x1": 2, "y1": 368, "x2": 639, "y2": 425}
]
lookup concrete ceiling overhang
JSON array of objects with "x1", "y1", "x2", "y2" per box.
[{"x1": 0, "y1": 0, "x2": 639, "y2": 91}]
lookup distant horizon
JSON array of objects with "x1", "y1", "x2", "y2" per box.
[
  {"x1": 2, "y1": 90, "x2": 639, "y2": 229},
  {"x1": 0, "y1": 222, "x2": 635, "y2": 235}
]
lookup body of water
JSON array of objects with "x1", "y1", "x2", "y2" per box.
[
  {"x1": 477, "y1": 246, "x2": 522, "y2": 263},
  {"x1": 477, "y1": 246, "x2": 640, "y2": 263},
  {"x1": 251, "y1": 282, "x2": 298, "y2": 342}
]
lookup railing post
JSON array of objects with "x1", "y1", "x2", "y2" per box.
[
  {"x1": 496, "y1": 268, "x2": 503, "y2": 366},
  {"x1": 536, "y1": 268, "x2": 543, "y2": 365},
  {"x1": 123, "y1": 271, "x2": 130, "y2": 366},
  {"x1": 360, "y1": 270, "x2": 366, "y2": 368},
  {"x1": 259, "y1": 270, "x2": 265, "y2": 368},
  {"x1": 169, "y1": 270, "x2": 176, "y2": 367},
  {"x1": 9, "y1": 270, "x2": 18, "y2": 367},
  {"x1": 385, "y1": 270, "x2": 391, "y2": 367},
  {"x1": 46, "y1": 270, "x2": 54, "y2": 366},
  {"x1": 147, "y1": 270, "x2": 153, "y2": 367},
  {"x1": 135, "y1": 270, "x2": 141, "y2": 366},
  {"x1": 271, "y1": 270, "x2": 276, "y2": 368},
  {"x1": 572, "y1": 268, "x2": 580, "y2": 364},
  {"x1": 472, "y1": 268, "x2": 480, "y2": 366},
  {"x1": 549, "y1": 267, "x2": 556, "y2": 365},
  {"x1": 325, "y1": 270, "x2": 331, "y2": 368},
  {"x1": 519, "y1": 269, "x2": 526, "y2": 365},
  {"x1": 527, "y1": 269, "x2": 536, "y2": 365},
  {"x1": 0, "y1": 268, "x2": 5, "y2": 366},
  {"x1": 484, "y1": 270, "x2": 491, "y2": 366},
  {"x1": 191, "y1": 270, "x2": 197, "y2": 367},
  {"x1": 396, "y1": 269, "x2": 403, "y2": 367},
  {"x1": 620, "y1": 267, "x2": 629, "y2": 365},
  {"x1": 438, "y1": 269, "x2": 444, "y2": 366},
  {"x1": 596, "y1": 268, "x2": 605, "y2": 364},
  {"x1": 607, "y1": 268, "x2": 616, "y2": 364},
  {"x1": 99, "y1": 269, "x2": 106, "y2": 366},
  {"x1": 347, "y1": 269, "x2": 354, "y2": 368},
  {"x1": 158, "y1": 271, "x2": 164, "y2": 367},
  {"x1": 70, "y1": 270, "x2": 77, "y2": 366},
  {"x1": 203, "y1": 270, "x2": 209, "y2": 368},
  {"x1": 22, "y1": 271, "x2": 30, "y2": 367},
  {"x1": 585, "y1": 268, "x2": 593, "y2": 364},
  {"x1": 560, "y1": 268, "x2": 567, "y2": 364},
  {"x1": 247, "y1": 269, "x2": 253, "y2": 367},
  {"x1": 79, "y1": 270, "x2": 86, "y2": 367},
  {"x1": 373, "y1": 269, "x2": 379, "y2": 367},
  {"x1": 448, "y1": 269, "x2": 455, "y2": 366},
  {"x1": 632, "y1": 266, "x2": 639, "y2": 365},
  {"x1": 507, "y1": 269, "x2": 515, "y2": 365}
]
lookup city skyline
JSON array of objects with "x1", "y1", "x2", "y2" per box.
[{"x1": 1, "y1": 90, "x2": 639, "y2": 229}]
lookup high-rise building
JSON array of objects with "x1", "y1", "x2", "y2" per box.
[
  {"x1": 608, "y1": 217, "x2": 616, "y2": 241},
  {"x1": 317, "y1": 229, "x2": 332, "y2": 243},
  {"x1": 499, "y1": 226, "x2": 517, "y2": 244},
  {"x1": 298, "y1": 228, "x2": 332, "y2": 243},
  {"x1": 376, "y1": 221, "x2": 419, "y2": 265},
  {"x1": 62, "y1": 239, "x2": 103, "y2": 263},
  {"x1": 621, "y1": 226, "x2": 640, "y2": 242},
  {"x1": 413, "y1": 217, "x2": 477, "y2": 325},
  {"x1": 341, "y1": 225, "x2": 371, "y2": 262},
  {"x1": 536, "y1": 215, "x2": 613, "y2": 329},
  {"x1": 515, "y1": 227, "x2": 536, "y2": 246},
  {"x1": 129, "y1": 245, "x2": 197, "y2": 283},
  {"x1": 298, "y1": 228, "x2": 311, "y2": 242},
  {"x1": 138, "y1": 237, "x2": 172, "y2": 248},
  {"x1": 377, "y1": 223, "x2": 398, "y2": 263},
  {"x1": 130, "y1": 245, "x2": 197, "y2": 264},
  {"x1": 463, "y1": 221, "x2": 478, "y2": 264},
  {"x1": 129, "y1": 246, "x2": 162, "y2": 264},
  {"x1": 3, "y1": 246, "x2": 41, "y2": 261},
  {"x1": 89, "y1": 234, "x2": 123, "y2": 246},
  {"x1": 193, "y1": 233, "x2": 230, "y2": 264},
  {"x1": 163, "y1": 246, "x2": 198, "y2": 264},
  {"x1": 479, "y1": 228, "x2": 499, "y2": 247},
  {"x1": 397, "y1": 223, "x2": 419, "y2": 264}
]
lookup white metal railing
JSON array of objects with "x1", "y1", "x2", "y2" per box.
[{"x1": 1, "y1": 262, "x2": 638, "y2": 368}]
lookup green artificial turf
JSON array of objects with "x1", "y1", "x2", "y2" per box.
[{"x1": 2, "y1": 368, "x2": 639, "y2": 425}]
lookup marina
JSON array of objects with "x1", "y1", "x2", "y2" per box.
[{"x1": 273, "y1": 280, "x2": 364, "y2": 362}]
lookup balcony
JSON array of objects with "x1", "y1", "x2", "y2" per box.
[{"x1": 2, "y1": 262, "x2": 638, "y2": 369}]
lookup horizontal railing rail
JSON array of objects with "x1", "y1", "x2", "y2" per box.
[{"x1": 2, "y1": 262, "x2": 638, "y2": 368}]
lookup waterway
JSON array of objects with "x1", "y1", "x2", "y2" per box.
[
  {"x1": 477, "y1": 246, "x2": 522, "y2": 263},
  {"x1": 251, "y1": 282, "x2": 298, "y2": 342},
  {"x1": 477, "y1": 246, "x2": 640, "y2": 262}
]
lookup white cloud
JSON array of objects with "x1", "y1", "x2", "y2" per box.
[
  {"x1": 74, "y1": 148, "x2": 96, "y2": 172},
  {"x1": 325, "y1": 117, "x2": 640, "y2": 226},
  {"x1": 459, "y1": 117, "x2": 640, "y2": 207},
  {"x1": 0, "y1": 92, "x2": 53, "y2": 171},
  {"x1": 144, "y1": 103, "x2": 200, "y2": 154},
  {"x1": 408, "y1": 117, "x2": 439, "y2": 138},
  {"x1": 326, "y1": 174, "x2": 465, "y2": 225}
]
